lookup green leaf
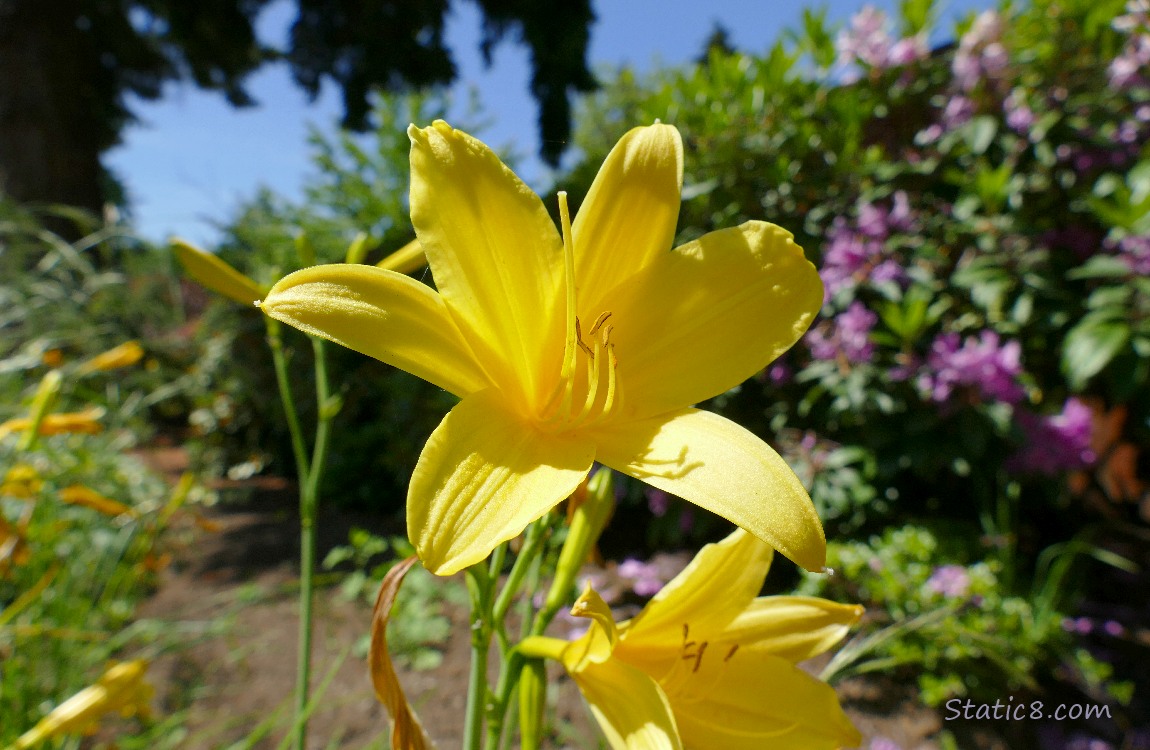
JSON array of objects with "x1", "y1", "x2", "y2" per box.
[{"x1": 1062, "y1": 319, "x2": 1131, "y2": 388}]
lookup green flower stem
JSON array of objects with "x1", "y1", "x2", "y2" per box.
[
  {"x1": 264, "y1": 318, "x2": 334, "y2": 750},
  {"x1": 464, "y1": 565, "x2": 494, "y2": 750},
  {"x1": 265, "y1": 318, "x2": 311, "y2": 480},
  {"x1": 484, "y1": 519, "x2": 550, "y2": 750},
  {"x1": 292, "y1": 336, "x2": 333, "y2": 750}
]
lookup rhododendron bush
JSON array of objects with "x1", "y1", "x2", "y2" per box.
[{"x1": 561, "y1": 0, "x2": 1149, "y2": 730}]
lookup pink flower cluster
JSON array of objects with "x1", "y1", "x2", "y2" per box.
[
  {"x1": 952, "y1": 11, "x2": 1010, "y2": 91},
  {"x1": 1110, "y1": 0, "x2": 1150, "y2": 88},
  {"x1": 618, "y1": 558, "x2": 666, "y2": 597},
  {"x1": 836, "y1": 6, "x2": 928, "y2": 71},
  {"x1": 926, "y1": 564, "x2": 972, "y2": 599},
  {"x1": 807, "y1": 301, "x2": 879, "y2": 365},
  {"x1": 918, "y1": 331, "x2": 1026, "y2": 405},
  {"x1": 1109, "y1": 233, "x2": 1150, "y2": 275},
  {"x1": 1008, "y1": 398, "x2": 1096, "y2": 476},
  {"x1": 820, "y1": 192, "x2": 914, "y2": 300}
]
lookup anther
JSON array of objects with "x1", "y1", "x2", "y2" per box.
[
  {"x1": 724, "y1": 644, "x2": 739, "y2": 662},
  {"x1": 575, "y1": 318, "x2": 595, "y2": 358},
  {"x1": 588, "y1": 311, "x2": 613, "y2": 336}
]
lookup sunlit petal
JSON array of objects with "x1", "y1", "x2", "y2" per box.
[
  {"x1": 668, "y1": 652, "x2": 861, "y2": 750},
  {"x1": 595, "y1": 409, "x2": 825, "y2": 572},
  {"x1": 720, "y1": 597, "x2": 864, "y2": 663},
  {"x1": 618, "y1": 530, "x2": 770, "y2": 651},
  {"x1": 409, "y1": 390, "x2": 595, "y2": 575},
  {"x1": 409, "y1": 121, "x2": 565, "y2": 409},
  {"x1": 575, "y1": 657, "x2": 683, "y2": 750},
  {"x1": 573, "y1": 123, "x2": 683, "y2": 318},
  {"x1": 261, "y1": 263, "x2": 492, "y2": 398},
  {"x1": 172, "y1": 238, "x2": 264, "y2": 305},
  {"x1": 598, "y1": 222, "x2": 822, "y2": 418}
]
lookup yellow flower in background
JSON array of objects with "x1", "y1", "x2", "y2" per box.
[
  {"x1": 58, "y1": 486, "x2": 135, "y2": 518},
  {"x1": 0, "y1": 513, "x2": 31, "y2": 574},
  {"x1": 0, "y1": 408, "x2": 104, "y2": 439},
  {"x1": 77, "y1": 341, "x2": 144, "y2": 374},
  {"x1": 262, "y1": 120, "x2": 825, "y2": 575},
  {"x1": 6, "y1": 660, "x2": 152, "y2": 750},
  {"x1": 375, "y1": 237, "x2": 427, "y2": 274},
  {"x1": 172, "y1": 238, "x2": 265, "y2": 305},
  {"x1": 519, "y1": 529, "x2": 863, "y2": 750},
  {"x1": 0, "y1": 465, "x2": 43, "y2": 498}
]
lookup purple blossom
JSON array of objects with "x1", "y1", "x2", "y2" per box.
[
  {"x1": 942, "y1": 95, "x2": 975, "y2": 130},
  {"x1": 836, "y1": 6, "x2": 929, "y2": 70},
  {"x1": 919, "y1": 331, "x2": 1026, "y2": 404},
  {"x1": 889, "y1": 35, "x2": 928, "y2": 66},
  {"x1": 1008, "y1": 398, "x2": 1096, "y2": 476},
  {"x1": 869, "y1": 738, "x2": 903, "y2": 750},
  {"x1": 646, "y1": 488, "x2": 669, "y2": 518},
  {"x1": 837, "y1": 6, "x2": 893, "y2": 69},
  {"x1": 1103, "y1": 620, "x2": 1125, "y2": 637},
  {"x1": 819, "y1": 201, "x2": 912, "y2": 299},
  {"x1": 926, "y1": 564, "x2": 972, "y2": 599},
  {"x1": 1107, "y1": 234, "x2": 1150, "y2": 274},
  {"x1": 618, "y1": 558, "x2": 666, "y2": 597},
  {"x1": 953, "y1": 11, "x2": 1008, "y2": 91},
  {"x1": 807, "y1": 302, "x2": 878, "y2": 364},
  {"x1": 1004, "y1": 88, "x2": 1036, "y2": 134},
  {"x1": 1109, "y1": 3, "x2": 1150, "y2": 88},
  {"x1": 765, "y1": 361, "x2": 792, "y2": 386}
]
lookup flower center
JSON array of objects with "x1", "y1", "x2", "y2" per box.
[
  {"x1": 539, "y1": 193, "x2": 626, "y2": 430},
  {"x1": 656, "y1": 623, "x2": 741, "y2": 700}
]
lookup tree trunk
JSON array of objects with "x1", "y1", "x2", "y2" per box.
[{"x1": 0, "y1": 0, "x2": 106, "y2": 221}]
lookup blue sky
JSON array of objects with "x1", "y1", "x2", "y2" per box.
[{"x1": 104, "y1": 0, "x2": 994, "y2": 245}]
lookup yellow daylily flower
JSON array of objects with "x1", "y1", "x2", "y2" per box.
[
  {"x1": 376, "y1": 237, "x2": 427, "y2": 274},
  {"x1": 6, "y1": 660, "x2": 152, "y2": 750},
  {"x1": 0, "y1": 465, "x2": 43, "y2": 498},
  {"x1": 261, "y1": 120, "x2": 826, "y2": 575},
  {"x1": 58, "y1": 485, "x2": 136, "y2": 518},
  {"x1": 0, "y1": 408, "x2": 104, "y2": 439},
  {"x1": 520, "y1": 529, "x2": 864, "y2": 750},
  {"x1": 77, "y1": 341, "x2": 144, "y2": 374},
  {"x1": 172, "y1": 238, "x2": 265, "y2": 305}
]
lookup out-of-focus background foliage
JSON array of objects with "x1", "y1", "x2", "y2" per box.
[{"x1": 2, "y1": 0, "x2": 1149, "y2": 747}]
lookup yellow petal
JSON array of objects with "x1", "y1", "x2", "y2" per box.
[
  {"x1": 408, "y1": 121, "x2": 565, "y2": 410},
  {"x1": 261, "y1": 263, "x2": 492, "y2": 398},
  {"x1": 408, "y1": 390, "x2": 595, "y2": 575},
  {"x1": 0, "y1": 409, "x2": 106, "y2": 439},
  {"x1": 58, "y1": 486, "x2": 136, "y2": 518},
  {"x1": 617, "y1": 530, "x2": 771, "y2": 654},
  {"x1": 721, "y1": 597, "x2": 864, "y2": 664},
  {"x1": 573, "y1": 123, "x2": 683, "y2": 319},
  {"x1": 595, "y1": 408, "x2": 825, "y2": 572},
  {"x1": 369, "y1": 556, "x2": 437, "y2": 750},
  {"x1": 603, "y1": 222, "x2": 822, "y2": 419},
  {"x1": 172, "y1": 239, "x2": 264, "y2": 306},
  {"x1": 12, "y1": 660, "x2": 152, "y2": 747},
  {"x1": 665, "y1": 652, "x2": 860, "y2": 750},
  {"x1": 376, "y1": 238, "x2": 428, "y2": 274},
  {"x1": 77, "y1": 341, "x2": 144, "y2": 374},
  {"x1": 574, "y1": 657, "x2": 683, "y2": 750},
  {"x1": 560, "y1": 585, "x2": 619, "y2": 669}
]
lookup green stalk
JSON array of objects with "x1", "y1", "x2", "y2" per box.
[
  {"x1": 464, "y1": 566, "x2": 493, "y2": 750},
  {"x1": 265, "y1": 318, "x2": 334, "y2": 750},
  {"x1": 293, "y1": 337, "x2": 334, "y2": 750}
]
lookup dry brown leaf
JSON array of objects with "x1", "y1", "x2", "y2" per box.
[{"x1": 369, "y1": 555, "x2": 436, "y2": 750}]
